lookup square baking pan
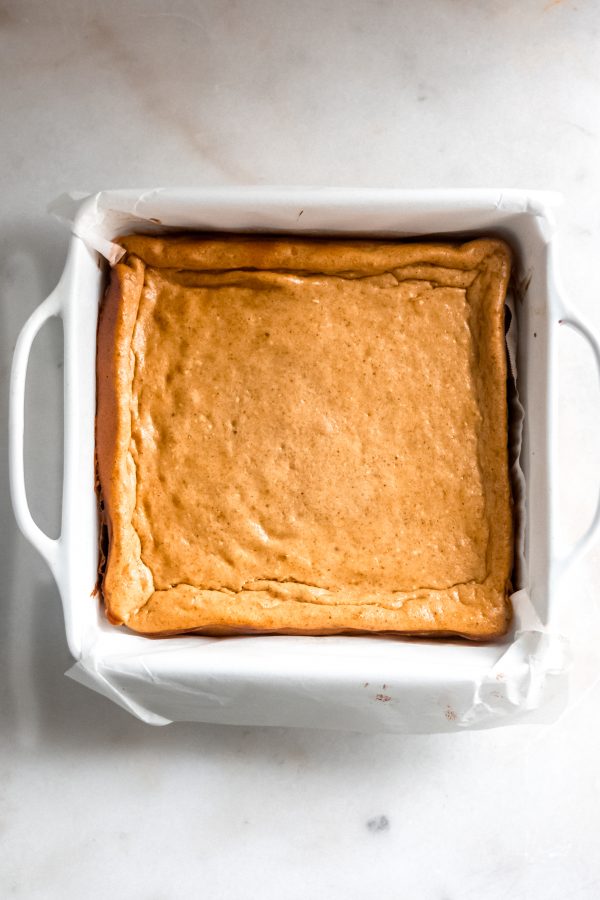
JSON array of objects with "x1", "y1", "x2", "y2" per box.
[{"x1": 10, "y1": 188, "x2": 600, "y2": 731}]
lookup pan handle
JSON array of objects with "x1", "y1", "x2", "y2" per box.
[
  {"x1": 9, "y1": 289, "x2": 63, "y2": 576},
  {"x1": 553, "y1": 308, "x2": 600, "y2": 576}
]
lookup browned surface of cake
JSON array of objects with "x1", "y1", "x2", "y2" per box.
[{"x1": 96, "y1": 235, "x2": 512, "y2": 638}]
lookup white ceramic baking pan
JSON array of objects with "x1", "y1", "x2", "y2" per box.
[{"x1": 9, "y1": 188, "x2": 600, "y2": 731}]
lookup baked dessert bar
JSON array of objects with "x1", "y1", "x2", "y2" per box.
[{"x1": 96, "y1": 235, "x2": 513, "y2": 638}]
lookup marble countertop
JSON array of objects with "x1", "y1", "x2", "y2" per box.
[{"x1": 1, "y1": 1, "x2": 600, "y2": 897}]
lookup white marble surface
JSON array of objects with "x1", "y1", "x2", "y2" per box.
[{"x1": 1, "y1": 1, "x2": 600, "y2": 897}]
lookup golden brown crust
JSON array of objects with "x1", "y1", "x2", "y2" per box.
[
  {"x1": 96, "y1": 235, "x2": 513, "y2": 639},
  {"x1": 96, "y1": 256, "x2": 154, "y2": 621}
]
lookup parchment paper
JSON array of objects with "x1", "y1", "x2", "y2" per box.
[{"x1": 48, "y1": 188, "x2": 570, "y2": 731}]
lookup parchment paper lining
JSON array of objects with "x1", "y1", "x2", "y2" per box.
[{"x1": 46, "y1": 190, "x2": 570, "y2": 731}]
